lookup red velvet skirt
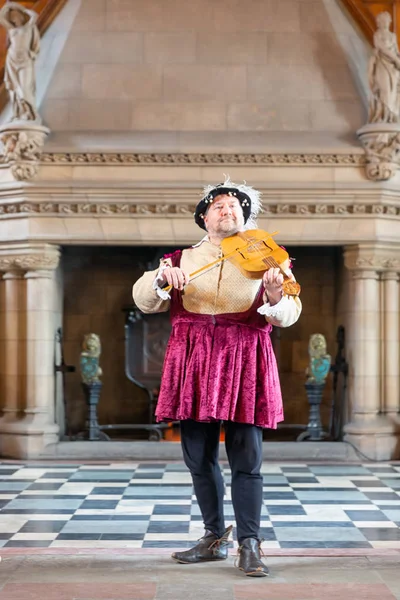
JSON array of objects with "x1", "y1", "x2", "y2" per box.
[{"x1": 155, "y1": 275, "x2": 284, "y2": 429}]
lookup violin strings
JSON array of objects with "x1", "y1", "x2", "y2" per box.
[
  {"x1": 243, "y1": 238, "x2": 277, "y2": 269},
  {"x1": 242, "y1": 236, "x2": 285, "y2": 275}
]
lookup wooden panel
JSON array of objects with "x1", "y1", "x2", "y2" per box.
[
  {"x1": 339, "y1": 0, "x2": 400, "y2": 46},
  {"x1": 0, "y1": 0, "x2": 68, "y2": 114}
]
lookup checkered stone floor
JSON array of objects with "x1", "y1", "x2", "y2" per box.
[{"x1": 0, "y1": 461, "x2": 399, "y2": 550}]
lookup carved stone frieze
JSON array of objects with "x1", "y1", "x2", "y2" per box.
[
  {"x1": 353, "y1": 205, "x2": 366, "y2": 213},
  {"x1": 14, "y1": 254, "x2": 59, "y2": 270},
  {"x1": 0, "y1": 201, "x2": 399, "y2": 218},
  {"x1": 344, "y1": 244, "x2": 400, "y2": 272},
  {"x1": 40, "y1": 152, "x2": 365, "y2": 167},
  {"x1": 296, "y1": 205, "x2": 310, "y2": 214},
  {"x1": 355, "y1": 257, "x2": 400, "y2": 270},
  {"x1": 334, "y1": 205, "x2": 348, "y2": 214},
  {"x1": 0, "y1": 244, "x2": 60, "y2": 272}
]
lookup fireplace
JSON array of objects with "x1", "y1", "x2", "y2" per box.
[{"x1": 59, "y1": 245, "x2": 342, "y2": 442}]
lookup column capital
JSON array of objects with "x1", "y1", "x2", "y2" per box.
[
  {"x1": 0, "y1": 244, "x2": 60, "y2": 273},
  {"x1": 382, "y1": 271, "x2": 400, "y2": 282},
  {"x1": 2, "y1": 270, "x2": 24, "y2": 281},
  {"x1": 344, "y1": 243, "x2": 400, "y2": 273}
]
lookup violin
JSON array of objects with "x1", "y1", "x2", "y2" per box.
[{"x1": 164, "y1": 229, "x2": 301, "y2": 297}]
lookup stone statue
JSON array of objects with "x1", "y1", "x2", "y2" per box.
[
  {"x1": 0, "y1": 2, "x2": 40, "y2": 122},
  {"x1": 368, "y1": 12, "x2": 400, "y2": 124},
  {"x1": 306, "y1": 333, "x2": 331, "y2": 385},
  {"x1": 80, "y1": 334, "x2": 103, "y2": 385}
]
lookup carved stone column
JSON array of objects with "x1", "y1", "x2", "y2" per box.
[
  {"x1": 343, "y1": 244, "x2": 400, "y2": 460},
  {"x1": 0, "y1": 244, "x2": 61, "y2": 458},
  {"x1": 382, "y1": 271, "x2": 400, "y2": 418},
  {"x1": 0, "y1": 272, "x2": 25, "y2": 423}
]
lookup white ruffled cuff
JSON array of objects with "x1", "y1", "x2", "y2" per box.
[
  {"x1": 257, "y1": 294, "x2": 290, "y2": 318},
  {"x1": 153, "y1": 263, "x2": 171, "y2": 300}
]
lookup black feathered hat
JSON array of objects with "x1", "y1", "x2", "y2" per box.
[{"x1": 194, "y1": 176, "x2": 262, "y2": 231}]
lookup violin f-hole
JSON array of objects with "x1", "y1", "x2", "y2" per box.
[{"x1": 261, "y1": 240, "x2": 274, "y2": 252}]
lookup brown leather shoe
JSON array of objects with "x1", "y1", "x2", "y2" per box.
[
  {"x1": 237, "y1": 537, "x2": 269, "y2": 577},
  {"x1": 171, "y1": 525, "x2": 233, "y2": 564}
]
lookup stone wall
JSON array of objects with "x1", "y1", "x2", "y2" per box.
[
  {"x1": 41, "y1": 0, "x2": 364, "y2": 133},
  {"x1": 61, "y1": 244, "x2": 340, "y2": 438}
]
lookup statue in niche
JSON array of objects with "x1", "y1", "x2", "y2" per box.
[
  {"x1": 306, "y1": 333, "x2": 331, "y2": 385},
  {"x1": 80, "y1": 334, "x2": 103, "y2": 385},
  {"x1": 0, "y1": 2, "x2": 40, "y2": 122},
  {"x1": 368, "y1": 11, "x2": 400, "y2": 124}
]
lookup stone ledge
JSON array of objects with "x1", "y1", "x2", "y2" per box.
[
  {"x1": 39, "y1": 441, "x2": 361, "y2": 462},
  {"x1": 42, "y1": 131, "x2": 365, "y2": 154}
]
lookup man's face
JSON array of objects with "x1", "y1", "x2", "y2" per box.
[{"x1": 203, "y1": 194, "x2": 245, "y2": 238}]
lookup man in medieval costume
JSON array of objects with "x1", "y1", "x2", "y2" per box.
[{"x1": 132, "y1": 177, "x2": 302, "y2": 576}]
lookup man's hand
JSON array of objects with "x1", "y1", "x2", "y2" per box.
[
  {"x1": 159, "y1": 266, "x2": 190, "y2": 291},
  {"x1": 263, "y1": 267, "x2": 284, "y2": 306}
]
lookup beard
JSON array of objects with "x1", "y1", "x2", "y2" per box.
[{"x1": 216, "y1": 218, "x2": 240, "y2": 237}]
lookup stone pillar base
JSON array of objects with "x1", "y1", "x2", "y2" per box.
[
  {"x1": 0, "y1": 417, "x2": 59, "y2": 459},
  {"x1": 343, "y1": 416, "x2": 400, "y2": 461}
]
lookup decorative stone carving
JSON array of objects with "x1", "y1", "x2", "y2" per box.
[
  {"x1": 353, "y1": 205, "x2": 366, "y2": 213},
  {"x1": 40, "y1": 203, "x2": 56, "y2": 213},
  {"x1": 155, "y1": 204, "x2": 170, "y2": 214},
  {"x1": 344, "y1": 244, "x2": 400, "y2": 272},
  {"x1": 14, "y1": 254, "x2": 59, "y2": 270},
  {"x1": 40, "y1": 152, "x2": 365, "y2": 167},
  {"x1": 0, "y1": 200, "x2": 399, "y2": 218},
  {"x1": 334, "y1": 205, "x2": 348, "y2": 214},
  {"x1": 277, "y1": 205, "x2": 290, "y2": 214},
  {"x1": 0, "y1": 124, "x2": 49, "y2": 180},
  {"x1": 0, "y1": 4, "x2": 49, "y2": 181},
  {"x1": 59, "y1": 204, "x2": 76, "y2": 214},
  {"x1": 77, "y1": 204, "x2": 94, "y2": 214},
  {"x1": 137, "y1": 204, "x2": 155, "y2": 214},
  {"x1": 176, "y1": 204, "x2": 196, "y2": 214},
  {"x1": 296, "y1": 205, "x2": 310, "y2": 214},
  {"x1": 0, "y1": 245, "x2": 60, "y2": 272},
  {"x1": 98, "y1": 204, "x2": 115, "y2": 215},
  {"x1": 0, "y1": 258, "x2": 13, "y2": 271},
  {"x1": 358, "y1": 12, "x2": 400, "y2": 180},
  {"x1": 357, "y1": 123, "x2": 400, "y2": 181},
  {"x1": 115, "y1": 204, "x2": 129, "y2": 214}
]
